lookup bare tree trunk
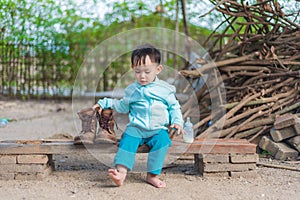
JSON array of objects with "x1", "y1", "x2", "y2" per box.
[
  {"x1": 180, "y1": 0, "x2": 189, "y2": 37},
  {"x1": 180, "y1": 0, "x2": 191, "y2": 69},
  {"x1": 173, "y1": 0, "x2": 180, "y2": 68}
]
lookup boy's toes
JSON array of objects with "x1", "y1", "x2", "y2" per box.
[
  {"x1": 108, "y1": 169, "x2": 127, "y2": 186},
  {"x1": 146, "y1": 176, "x2": 166, "y2": 188}
]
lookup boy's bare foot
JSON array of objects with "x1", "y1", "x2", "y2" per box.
[
  {"x1": 108, "y1": 169, "x2": 127, "y2": 186},
  {"x1": 146, "y1": 173, "x2": 166, "y2": 188}
]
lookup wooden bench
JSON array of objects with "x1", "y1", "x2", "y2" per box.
[{"x1": 0, "y1": 139, "x2": 258, "y2": 180}]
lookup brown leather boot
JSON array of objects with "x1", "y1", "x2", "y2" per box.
[
  {"x1": 95, "y1": 108, "x2": 117, "y2": 144},
  {"x1": 74, "y1": 108, "x2": 97, "y2": 145}
]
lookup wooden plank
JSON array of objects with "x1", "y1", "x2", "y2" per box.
[
  {"x1": 0, "y1": 139, "x2": 256, "y2": 155},
  {"x1": 0, "y1": 141, "x2": 118, "y2": 155},
  {"x1": 170, "y1": 139, "x2": 256, "y2": 154},
  {"x1": 0, "y1": 139, "x2": 73, "y2": 144}
]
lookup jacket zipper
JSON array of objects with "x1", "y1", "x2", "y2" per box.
[{"x1": 141, "y1": 86, "x2": 151, "y2": 129}]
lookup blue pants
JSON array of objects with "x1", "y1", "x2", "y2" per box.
[{"x1": 114, "y1": 129, "x2": 171, "y2": 175}]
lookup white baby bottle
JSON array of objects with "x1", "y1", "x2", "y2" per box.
[{"x1": 183, "y1": 117, "x2": 194, "y2": 143}]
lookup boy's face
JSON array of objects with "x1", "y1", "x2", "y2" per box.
[{"x1": 133, "y1": 55, "x2": 162, "y2": 85}]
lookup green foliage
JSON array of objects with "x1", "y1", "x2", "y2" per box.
[{"x1": 0, "y1": 0, "x2": 214, "y2": 98}]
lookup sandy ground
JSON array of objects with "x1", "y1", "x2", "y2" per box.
[{"x1": 0, "y1": 100, "x2": 300, "y2": 200}]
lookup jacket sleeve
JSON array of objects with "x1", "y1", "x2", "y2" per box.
[
  {"x1": 167, "y1": 93, "x2": 184, "y2": 127},
  {"x1": 153, "y1": 80, "x2": 184, "y2": 127},
  {"x1": 97, "y1": 86, "x2": 133, "y2": 114},
  {"x1": 97, "y1": 97, "x2": 129, "y2": 113},
  {"x1": 160, "y1": 84, "x2": 183, "y2": 127}
]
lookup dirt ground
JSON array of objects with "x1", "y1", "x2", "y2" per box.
[{"x1": 0, "y1": 100, "x2": 299, "y2": 200}]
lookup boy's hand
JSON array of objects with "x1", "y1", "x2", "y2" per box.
[
  {"x1": 169, "y1": 124, "x2": 185, "y2": 139},
  {"x1": 92, "y1": 104, "x2": 102, "y2": 112}
]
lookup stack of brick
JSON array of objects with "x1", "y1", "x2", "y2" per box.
[
  {"x1": 0, "y1": 154, "x2": 53, "y2": 180},
  {"x1": 259, "y1": 114, "x2": 300, "y2": 160},
  {"x1": 0, "y1": 138, "x2": 259, "y2": 180},
  {"x1": 194, "y1": 153, "x2": 258, "y2": 178}
]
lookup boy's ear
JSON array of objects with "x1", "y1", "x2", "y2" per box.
[{"x1": 156, "y1": 64, "x2": 163, "y2": 74}]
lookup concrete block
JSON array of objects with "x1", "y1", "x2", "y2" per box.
[
  {"x1": 0, "y1": 155, "x2": 17, "y2": 164},
  {"x1": 270, "y1": 127, "x2": 297, "y2": 142},
  {"x1": 14, "y1": 165, "x2": 53, "y2": 180},
  {"x1": 259, "y1": 136, "x2": 278, "y2": 155},
  {"x1": 0, "y1": 173, "x2": 15, "y2": 180},
  {"x1": 230, "y1": 154, "x2": 259, "y2": 163},
  {"x1": 294, "y1": 122, "x2": 300, "y2": 135},
  {"x1": 198, "y1": 154, "x2": 230, "y2": 163},
  {"x1": 17, "y1": 155, "x2": 49, "y2": 164},
  {"x1": 0, "y1": 163, "x2": 49, "y2": 173},
  {"x1": 287, "y1": 135, "x2": 300, "y2": 152},
  {"x1": 274, "y1": 114, "x2": 297, "y2": 129},
  {"x1": 230, "y1": 170, "x2": 259, "y2": 178},
  {"x1": 274, "y1": 142, "x2": 299, "y2": 160},
  {"x1": 195, "y1": 154, "x2": 230, "y2": 174},
  {"x1": 259, "y1": 136, "x2": 299, "y2": 160},
  {"x1": 201, "y1": 163, "x2": 256, "y2": 172}
]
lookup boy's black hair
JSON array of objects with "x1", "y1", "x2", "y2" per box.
[{"x1": 131, "y1": 44, "x2": 161, "y2": 68}]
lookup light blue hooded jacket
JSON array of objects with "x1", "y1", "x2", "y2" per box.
[{"x1": 97, "y1": 78, "x2": 183, "y2": 136}]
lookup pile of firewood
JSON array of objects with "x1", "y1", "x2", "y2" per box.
[{"x1": 179, "y1": 0, "x2": 300, "y2": 144}]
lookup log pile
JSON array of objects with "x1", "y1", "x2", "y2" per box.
[{"x1": 179, "y1": 0, "x2": 300, "y2": 150}]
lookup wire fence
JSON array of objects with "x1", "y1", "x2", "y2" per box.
[
  {"x1": 1, "y1": 41, "x2": 71, "y2": 99},
  {"x1": 0, "y1": 40, "x2": 187, "y2": 100},
  {"x1": 0, "y1": 41, "x2": 120, "y2": 99}
]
